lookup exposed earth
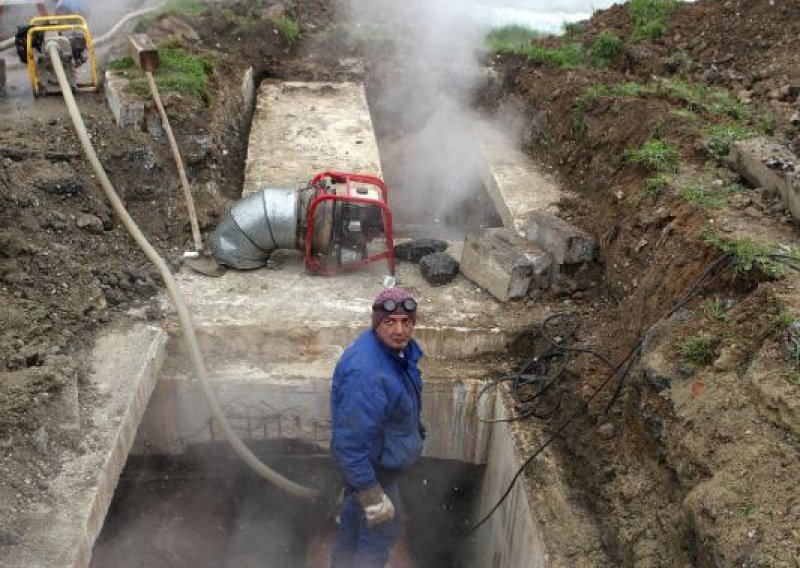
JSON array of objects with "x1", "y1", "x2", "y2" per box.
[{"x1": 1, "y1": 0, "x2": 798, "y2": 566}]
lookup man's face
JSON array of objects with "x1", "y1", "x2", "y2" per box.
[{"x1": 375, "y1": 314, "x2": 415, "y2": 351}]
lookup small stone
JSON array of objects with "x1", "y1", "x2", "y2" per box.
[
  {"x1": 598, "y1": 422, "x2": 615, "y2": 440},
  {"x1": 37, "y1": 176, "x2": 83, "y2": 196},
  {"x1": 76, "y1": 213, "x2": 104, "y2": 234}
]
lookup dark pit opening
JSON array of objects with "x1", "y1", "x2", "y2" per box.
[{"x1": 91, "y1": 442, "x2": 484, "y2": 568}]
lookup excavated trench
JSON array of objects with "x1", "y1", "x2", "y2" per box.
[{"x1": 86, "y1": 72, "x2": 558, "y2": 567}]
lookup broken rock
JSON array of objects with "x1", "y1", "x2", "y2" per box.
[
  {"x1": 419, "y1": 252, "x2": 459, "y2": 286},
  {"x1": 76, "y1": 213, "x2": 104, "y2": 234},
  {"x1": 394, "y1": 239, "x2": 448, "y2": 263},
  {"x1": 525, "y1": 211, "x2": 595, "y2": 265},
  {"x1": 460, "y1": 228, "x2": 551, "y2": 302}
]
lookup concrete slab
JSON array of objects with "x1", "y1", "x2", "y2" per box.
[
  {"x1": 243, "y1": 81, "x2": 383, "y2": 194},
  {"x1": 728, "y1": 137, "x2": 800, "y2": 221},
  {"x1": 473, "y1": 118, "x2": 567, "y2": 235},
  {"x1": 460, "y1": 228, "x2": 552, "y2": 302},
  {"x1": 103, "y1": 70, "x2": 144, "y2": 129},
  {"x1": 1, "y1": 324, "x2": 167, "y2": 568},
  {"x1": 172, "y1": 253, "x2": 547, "y2": 355}
]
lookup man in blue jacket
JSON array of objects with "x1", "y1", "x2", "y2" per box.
[{"x1": 330, "y1": 287, "x2": 425, "y2": 568}]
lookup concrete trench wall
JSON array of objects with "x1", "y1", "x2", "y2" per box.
[{"x1": 129, "y1": 325, "x2": 546, "y2": 567}]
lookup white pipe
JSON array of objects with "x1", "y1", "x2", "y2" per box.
[
  {"x1": 145, "y1": 70, "x2": 203, "y2": 253},
  {"x1": 45, "y1": 40, "x2": 319, "y2": 500}
]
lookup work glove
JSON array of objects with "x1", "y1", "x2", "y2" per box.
[{"x1": 355, "y1": 484, "x2": 395, "y2": 527}]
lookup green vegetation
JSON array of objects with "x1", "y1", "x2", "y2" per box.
[
  {"x1": 589, "y1": 31, "x2": 624, "y2": 67},
  {"x1": 700, "y1": 299, "x2": 728, "y2": 321},
  {"x1": 276, "y1": 16, "x2": 301, "y2": 44},
  {"x1": 706, "y1": 122, "x2": 751, "y2": 159},
  {"x1": 627, "y1": 0, "x2": 681, "y2": 40},
  {"x1": 644, "y1": 175, "x2": 670, "y2": 196},
  {"x1": 704, "y1": 234, "x2": 789, "y2": 279},
  {"x1": 787, "y1": 372, "x2": 800, "y2": 388},
  {"x1": 626, "y1": 139, "x2": 680, "y2": 172},
  {"x1": 680, "y1": 334, "x2": 716, "y2": 365},
  {"x1": 107, "y1": 57, "x2": 135, "y2": 71},
  {"x1": 670, "y1": 108, "x2": 699, "y2": 124},
  {"x1": 679, "y1": 185, "x2": 728, "y2": 209},
  {"x1": 660, "y1": 79, "x2": 746, "y2": 119},
  {"x1": 562, "y1": 21, "x2": 586, "y2": 37},
  {"x1": 485, "y1": 25, "x2": 545, "y2": 53},
  {"x1": 525, "y1": 42, "x2": 585, "y2": 68},
  {"x1": 738, "y1": 502, "x2": 757, "y2": 518},
  {"x1": 108, "y1": 45, "x2": 213, "y2": 103}
]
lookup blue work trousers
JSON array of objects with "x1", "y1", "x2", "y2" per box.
[{"x1": 331, "y1": 480, "x2": 400, "y2": 568}]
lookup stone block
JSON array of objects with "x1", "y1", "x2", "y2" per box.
[
  {"x1": 727, "y1": 137, "x2": 800, "y2": 221},
  {"x1": 525, "y1": 211, "x2": 595, "y2": 265},
  {"x1": 104, "y1": 70, "x2": 145, "y2": 128},
  {"x1": 0, "y1": 58, "x2": 6, "y2": 94},
  {"x1": 460, "y1": 228, "x2": 551, "y2": 302}
]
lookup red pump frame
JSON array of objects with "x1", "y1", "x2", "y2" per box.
[{"x1": 304, "y1": 171, "x2": 395, "y2": 276}]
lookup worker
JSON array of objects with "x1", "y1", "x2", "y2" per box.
[
  {"x1": 54, "y1": 0, "x2": 89, "y2": 18},
  {"x1": 330, "y1": 287, "x2": 425, "y2": 568}
]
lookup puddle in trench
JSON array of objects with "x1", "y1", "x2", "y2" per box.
[{"x1": 91, "y1": 442, "x2": 483, "y2": 568}]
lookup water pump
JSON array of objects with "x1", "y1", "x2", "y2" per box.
[{"x1": 210, "y1": 171, "x2": 396, "y2": 275}]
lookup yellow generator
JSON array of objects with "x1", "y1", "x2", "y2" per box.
[{"x1": 14, "y1": 14, "x2": 97, "y2": 96}]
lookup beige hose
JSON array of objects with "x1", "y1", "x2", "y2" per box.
[
  {"x1": 145, "y1": 71, "x2": 203, "y2": 253},
  {"x1": 46, "y1": 40, "x2": 319, "y2": 500}
]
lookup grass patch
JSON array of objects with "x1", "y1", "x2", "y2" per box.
[
  {"x1": 276, "y1": 16, "x2": 301, "y2": 44},
  {"x1": 704, "y1": 234, "x2": 789, "y2": 279},
  {"x1": 526, "y1": 42, "x2": 585, "y2": 68},
  {"x1": 627, "y1": 0, "x2": 681, "y2": 40},
  {"x1": 670, "y1": 108, "x2": 699, "y2": 124},
  {"x1": 705, "y1": 123, "x2": 752, "y2": 159},
  {"x1": 644, "y1": 175, "x2": 670, "y2": 195},
  {"x1": 700, "y1": 299, "x2": 728, "y2": 321},
  {"x1": 787, "y1": 372, "x2": 800, "y2": 388},
  {"x1": 626, "y1": 139, "x2": 680, "y2": 173},
  {"x1": 660, "y1": 79, "x2": 747, "y2": 119},
  {"x1": 486, "y1": 24, "x2": 545, "y2": 53},
  {"x1": 124, "y1": 47, "x2": 213, "y2": 103},
  {"x1": 679, "y1": 185, "x2": 728, "y2": 209},
  {"x1": 589, "y1": 31, "x2": 624, "y2": 67},
  {"x1": 680, "y1": 334, "x2": 716, "y2": 365},
  {"x1": 107, "y1": 56, "x2": 135, "y2": 71},
  {"x1": 562, "y1": 21, "x2": 586, "y2": 37}
]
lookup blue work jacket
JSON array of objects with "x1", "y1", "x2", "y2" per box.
[{"x1": 330, "y1": 329, "x2": 424, "y2": 490}]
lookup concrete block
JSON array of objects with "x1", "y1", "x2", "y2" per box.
[
  {"x1": 460, "y1": 228, "x2": 552, "y2": 302},
  {"x1": 727, "y1": 137, "x2": 800, "y2": 221},
  {"x1": 525, "y1": 211, "x2": 595, "y2": 265},
  {"x1": 104, "y1": 70, "x2": 145, "y2": 128}
]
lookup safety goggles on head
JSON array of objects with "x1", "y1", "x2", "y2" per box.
[{"x1": 373, "y1": 298, "x2": 417, "y2": 313}]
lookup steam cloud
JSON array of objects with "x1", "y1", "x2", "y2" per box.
[{"x1": 341, "y1": 0, "x2": 496, "y2": 238}]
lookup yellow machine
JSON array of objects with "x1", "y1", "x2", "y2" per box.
[{"x1": 17, "y1": 14, "x2": 97, "y2": 96}]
